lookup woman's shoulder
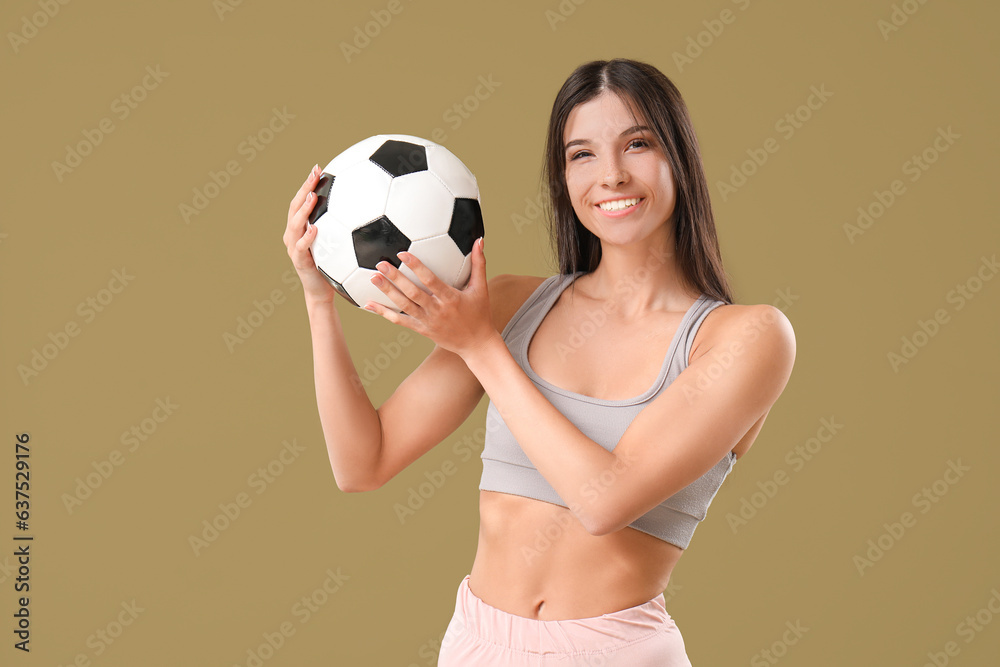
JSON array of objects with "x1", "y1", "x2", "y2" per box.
[{"x1": 692, "y1": 298, "x2": 796, "y2": 368}]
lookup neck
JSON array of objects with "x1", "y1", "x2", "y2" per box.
[{"x1": 575, "y1": 232, "x2": 697, "y2": 319}]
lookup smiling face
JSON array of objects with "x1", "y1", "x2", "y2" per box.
[{"x1": 563, "y1": 92, "x2": 676, "y2": 248}]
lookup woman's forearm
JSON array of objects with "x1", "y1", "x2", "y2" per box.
[
  {"x1": 305, "y1": 297, "x2": 383, "y2": 492},
  {"x1": 463, "y1": 333, "x2": 618, "y2": 533}
]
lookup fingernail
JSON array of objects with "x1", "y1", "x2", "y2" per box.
[{"x1": 306, "y1": 191, "x2": 313, "y2": 202}]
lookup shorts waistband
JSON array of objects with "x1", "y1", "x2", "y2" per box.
[{"x1": 452, "y1": 574, "x2": 672, "y2": 655}]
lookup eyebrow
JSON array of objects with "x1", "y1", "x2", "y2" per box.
[{"x1": 565, "y1": 125, "x2": 651, "y2": 151}]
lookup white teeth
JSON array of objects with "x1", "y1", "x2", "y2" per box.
[{"x1": 597, "y1": 197, "x2": 640, "y2": 211}]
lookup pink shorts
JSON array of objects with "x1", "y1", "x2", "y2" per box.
[{"x1": 438, "y1": 575, "x2": 693, "y2": 666}]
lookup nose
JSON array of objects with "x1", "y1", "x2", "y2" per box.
[{"x1": 601, "y1": 155, "x2": 628, "y2": 187}]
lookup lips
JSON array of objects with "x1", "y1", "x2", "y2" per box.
[
  {"x1": 596, "y1": 197, "x2": 642, "y2": 211},
  {"x1": 596, "y1": 197, "x2": 643, "y2": 212}
]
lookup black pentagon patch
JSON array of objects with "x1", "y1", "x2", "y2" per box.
[
  {"x1": 369, "y1": 140, "x2": 427, "y2": 178},
  {"x1": 352, "y1": 216, "x2": 412, "y2": 270},
  {"x1": 307, "y1": 173, "x2": 335, "y2": 225},
  {"x1": 316, "y1": 265, "x2": 359, "y2": 307},
  {"x1": 449, "y1": 198, "x2": 485, "y2": 255}
]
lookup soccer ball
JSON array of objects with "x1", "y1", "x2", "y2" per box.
[{"x1": 307, "y1": 134, "x2": 485, "y2": 313}]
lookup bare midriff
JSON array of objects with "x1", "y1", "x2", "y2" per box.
[
  {"x1": 468, "y1": 489, "x2": 685, "y2": 621},
  {"x1": 465, "y1": 276, "x2": 756, "y2": 621}
]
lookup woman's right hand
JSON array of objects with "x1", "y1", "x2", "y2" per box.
[{"x1": 283, "y1": 164, "x2": 338, "y2": 305}]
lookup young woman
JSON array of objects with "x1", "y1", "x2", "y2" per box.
[{"x1": 283, "y1": 58, "x2": 795, "y2": 666}]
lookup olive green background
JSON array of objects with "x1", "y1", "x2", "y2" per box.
[{"x1": 3, "y1": 0, "x2": 998, "y2": 664}]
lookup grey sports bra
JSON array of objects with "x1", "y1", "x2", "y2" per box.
[{"x1": 479, "y1": 271, "x2": 737, "y2": 550}]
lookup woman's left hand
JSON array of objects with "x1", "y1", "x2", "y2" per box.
[{"x1": 363, "y1": 237, "x2": 496, "y2": 360}]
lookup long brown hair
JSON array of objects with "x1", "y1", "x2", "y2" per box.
[{"x1": 542, "y1": 58, "x2": 734, "y2": 304}]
